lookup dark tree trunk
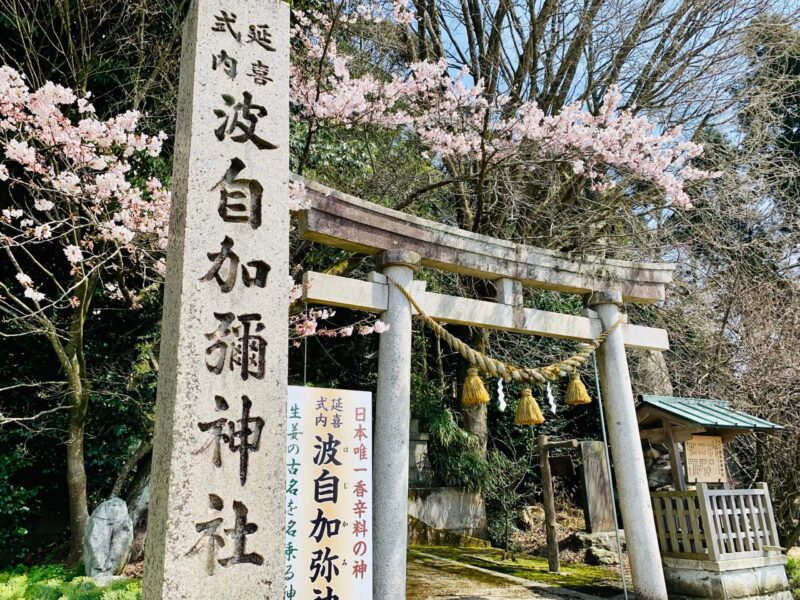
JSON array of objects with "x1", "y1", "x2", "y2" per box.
[
  {"x1": 460, "y1": 327, "x2": 490, "y2": 456},
  {"x1": 462, "y1": 404, "x2": 488, "y2": 456},
  {"x1": 66, "y1": 403, "x2": 89, "y2": 564},
  {"x1": 125, "y1": 451, "x2": 152, "y2": 563}
]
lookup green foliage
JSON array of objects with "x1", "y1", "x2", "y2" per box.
[
  {"x1": 483, "y1": 449, "x2": 534, "y2": 551},
  {"x1": 410, "y1": 373, "x2": 489, "y2": 490},
  {"x1": 0, "y1": 565, "x2": 140, "y2": 600},
  {"x1": 81, "y1": 300, "x2": 161, "y2": 507},
  {"x1": 290, "y1": 117, "x2": 444, "y2": 212},
  {"x1": 0, "y1": 288, "x2": 162, "y2": 563},
  {"x1": 0, "y1": 451, "x2": 39, "y2": 562},
  {"x1": 787, "y1": 557, "x2": 800, "y2": 599}
]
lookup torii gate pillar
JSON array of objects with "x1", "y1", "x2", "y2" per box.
[
  {"x1": 374, "y1": 250, "x2": 420, "y2": 600},
  {"x1": 589, "y1": 292, "x2": 668, "y2": 600}
]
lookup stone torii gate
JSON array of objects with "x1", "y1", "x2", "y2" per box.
[{"x1": 295, "y1": 176, "x2": 675, "y2": 600}]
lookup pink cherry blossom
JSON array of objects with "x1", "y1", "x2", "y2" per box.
[
  {"x1": 5, "y1": 140, "x2": 38, "y2": 169},
  {"x1": 53, "y1": 172, "x2": 81, "y2": 195},
  {"x1": 33, "y1": 224, "x2": 52, "y2": 239},
  {"x1": 77, "y1": 97, "x2": 95, "y2": 114},
  {"x1": 295, "y1": 318, "x2": 318, "y2": 337},
  {"x1": 24, "y1": 287, "x2": 45, "y2": 302},
  {"x1": 34, "y1": 199, "x2": 54, "y2": 211},
  {"x1": 289, "y1": 279, "x2": 305, "y2": 302},
  {"x1": 63, "y1": 245, "x2": 82, "y2": 263},
  {"x1": 291, "y1": 6, "x2": 717, "y2": 207},
  {"x1": 0, "y1": 65, "x2": 171, "y2": 314},
  {"x1": 15, "y1": 272, "x2": 32, "y2": 287}
]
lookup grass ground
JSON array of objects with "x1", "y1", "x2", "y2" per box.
[
  {"x1": 410, "y1": 546, "x2": 624, "y2": 597},
  {"x1": 2, "y1": 554, "x2": 617, "y2": 600},
  {"x1": 0, "y1": 565, "x2": 140, "y2": 600}
]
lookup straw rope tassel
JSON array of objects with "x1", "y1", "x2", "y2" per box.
[
  {"x1": 515, "y1": 388, "x2": 545, "y2": 426},
  {"x1": 384, "y1": 275, "x2": 622, "y2": 386},
  {"x1": 461, "y1": 367, "x2": 490, "y2": 405},
  {"x1": 565, "y1": 370, "x2": 592, "y2": 406}
]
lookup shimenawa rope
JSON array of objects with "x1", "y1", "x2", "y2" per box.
[{"x1": 385, "y1": 275, "x2": 622, "y2": 385}]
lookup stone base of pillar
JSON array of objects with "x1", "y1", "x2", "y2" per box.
[{"x1": 663, "y1": 555, "x2": 792, "y2": 599}]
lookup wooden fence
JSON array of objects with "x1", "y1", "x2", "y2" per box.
[{"x1": 651, "y1": 483, "x2": 782, "y2": 561}]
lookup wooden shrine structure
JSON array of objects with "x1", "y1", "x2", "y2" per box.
[
  {"x1": 638, "y1": 396, "x2": 790, "y2": 599},
  {"x1": 295, "y1": 175, "x2": 676, "y2": 599},
  {"x1": 638, "y1": 394, "x2": 783, "y2": 491}
]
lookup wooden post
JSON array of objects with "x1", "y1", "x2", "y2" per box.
[
  {"x1": 696, "y1": 483, "x2": 720, "y2": 561},
  {"x1": 663, "y1": 420, "x2": 687, "y2": 491},
  {"x1": 539, "y1": 436, "x2": 578, "y2": 573},
  {"x1": 539, "y1": 435, "x2": 558, "y2": 573}
]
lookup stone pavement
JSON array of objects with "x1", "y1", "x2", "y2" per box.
[{"x1": 407, "y1": 552, "x2": 613, "y2": 600}]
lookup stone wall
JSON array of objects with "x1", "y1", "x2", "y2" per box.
[
  {"x1": 407, "y1": 488, "x2": 488, "y2": 540},
  {"x1": 407, "y1": 421, "x2": 488, "y2": 542}
]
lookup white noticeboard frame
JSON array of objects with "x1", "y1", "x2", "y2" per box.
[
  {"x1": 285, "y1": 386, "x2": 373, "y2": 600},
  {"x1": 685, "y1": 434, "x2": 726, "y2": 484}
]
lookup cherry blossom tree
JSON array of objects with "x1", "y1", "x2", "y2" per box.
[
  {"x1": 288, "y1": 0, "x2": 722, "y2": 458},
  {"x1": 290, "y1": 2, "x2": 719, "y2": 212},
  {"x1": 0, "y1": 65, "x2": 170, "y2": 562}
]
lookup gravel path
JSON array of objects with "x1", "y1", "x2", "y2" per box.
[{"x1": 407, "y1": 552, "x2": 606, "y2": 600}]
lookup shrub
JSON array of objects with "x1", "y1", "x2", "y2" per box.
[
  {"x1": 787, "y1": 557, "x2": 800, "y2": 599},
  {"x1": 23, "y1": 583, "x2": 62, "y2": 600},
  {"x1": 0, "y1": 566, "x2": 140, "y2": 600},
  {"x1": 0, "y1": 450, "x2": 40, "y2": 562}
]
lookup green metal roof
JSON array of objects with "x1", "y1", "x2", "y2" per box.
[{"x1": 637, "y1": 395, "x2": 783, "y2": 431}]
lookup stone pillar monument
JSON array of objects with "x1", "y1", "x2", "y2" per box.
[
  {"x1": 374, "y1": 250, "x2": 420, "y2": 600},
  {"x1": 143, "y1": 1, "x2": 289, "y2": 598},
  {"x1": 589, "y1": 292, "x2": 668, "y2": 600}
]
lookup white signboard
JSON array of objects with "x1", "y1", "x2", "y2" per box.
[
  {"x1": 286, "y1": 386, "x2": 373, "y2": 600},
  {"x1": 685, "y1": 435, "x2": 726, "y2": 483}
]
